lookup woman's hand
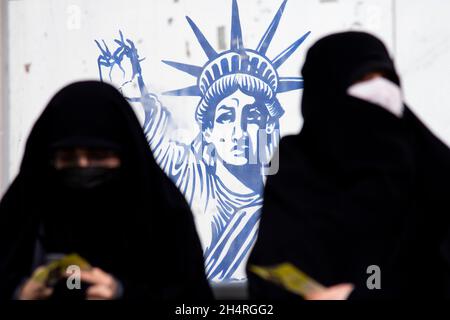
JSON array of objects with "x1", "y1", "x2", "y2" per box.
[
  {"x1": 79, "y1": 267, "x2": 120, "y2": 300},
  {"x1": 18, "y1": 267, "x2": 53, "y2": 300},
  {"x1": 305, "y1": 283, "x2": 354, "y2": 300}
]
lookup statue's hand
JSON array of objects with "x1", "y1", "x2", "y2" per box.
[{"x1": 95, "y1": 31, "x2": 145, "y2": 99}]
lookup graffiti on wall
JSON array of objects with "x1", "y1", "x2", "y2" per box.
[{"x1": 95, "y1": 0, "x2": 310, "y2": 282}]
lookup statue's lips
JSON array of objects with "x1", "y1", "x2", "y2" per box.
[{"x1": 230, "y1": 144, "x2": 248, "y2": 157}]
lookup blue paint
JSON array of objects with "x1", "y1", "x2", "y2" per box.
[{"x1": 95, "y1": 0, "x2": 310, "y2": 282}]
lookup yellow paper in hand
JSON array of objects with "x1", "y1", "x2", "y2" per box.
[
  {"x1": 249, "y1": 262, "x2": 325, "y2": 298},
  {"x1": 31, "y1": 253, "x2": 91, "y2": 286},
  {"x1": 58, "y1": 253, "x2": 91, "y2": 271}
]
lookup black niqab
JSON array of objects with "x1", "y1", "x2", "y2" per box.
[
  {"x1": 247, "y1": 32, "x2": 450, "y2": 299},
  {"x1": 0, "y1": 81, "x2": 212, "y2": 300}
]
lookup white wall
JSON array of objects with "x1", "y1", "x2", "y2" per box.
[
  {"x1": 4, "y1": 0, "x2": 450, "y2": 284},
  {"x1": 6, "y1": 0, "x2": 400, "y2": 184},
  {"x1": 7, "y1": 0, "x2": 450, "y2": 184},
  {"x1": 1, "y1": 0, "x2": 7, "y2": 197},
  {"x1": 396, "y1": 0, "x2": 450, "y2": 144}
]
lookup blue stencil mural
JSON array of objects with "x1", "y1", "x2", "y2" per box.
[{"x1": 95, "y1": 0, "x2": 310, "y2": 282}]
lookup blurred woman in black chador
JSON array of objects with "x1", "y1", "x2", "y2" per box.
[
  {"x1": 247, "y1": 32, "x2": 450, "y2": 299},
  {"x1": 0, "y1": 81, "x2": 212, "y2": 300}
]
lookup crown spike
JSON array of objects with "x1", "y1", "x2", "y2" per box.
[
  {"x1": 230, "y1": 0, "x2": 244, "y2": 50},
  {"x1": 186, "y1": 16, "x2": 218, "y2": 59},
  {"x1": 162, "y1": 60, "x2": 203, "y2": 77},
  {"x1": 256, "y1": 0, "x2": 288, "y2": 56},
  {"x1": 277, "y1": 77, "x2": 304, "y2": 93},
  {"x1": 163, "y1": 85, "x2": 202, "y2": 96},
  {"x1": 272, "y1": 31, "x2": 311, "y2": 69}
]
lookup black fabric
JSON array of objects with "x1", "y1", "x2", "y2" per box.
[
  {"x1": 0, "y1": 81, "x2": 212, "y2": 300},
  {"x1": 247, "y1": 32, "x2": 450, "y2": 299}
]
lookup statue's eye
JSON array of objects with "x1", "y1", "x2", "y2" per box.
[
  {"x1": 246, "y1": 107, "x2": 262, "y2": 123},
  {"x1": 216, "y1": 106, "x2": 236, "y2": 124}
]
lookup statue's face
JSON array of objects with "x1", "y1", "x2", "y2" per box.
[{"x1": 204, "y1": 89, "x2": 268, "y2": 166}]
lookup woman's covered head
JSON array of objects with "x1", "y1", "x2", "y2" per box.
[
  {"x1": 301, "y1": 31, "x2": 401, "y2": 123},
  {"x1": 20, "y1": 81, "x2": 162, "y2": 199}
]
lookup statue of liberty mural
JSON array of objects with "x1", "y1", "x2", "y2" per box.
[{"x1": 95, "y1": 0, "x2": 310, "y2": 282}]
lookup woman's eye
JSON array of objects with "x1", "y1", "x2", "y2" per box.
[
  {"x1": 55, "y1": 152, "x2": 76, "y2": 163},
  {"x1": 88, "y1": 150, "x2": 112, "y2": 161}
]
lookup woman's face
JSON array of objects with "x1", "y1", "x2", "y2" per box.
[
  {"x1": 204, "y1": 89, "x2": 268, "y2": 166},
  {"x1": 52, "y1": 148, "x2": 122, "y2": 190},
  {"x1": 53, "y1": 148, "x2": 121, "y2": 170}
]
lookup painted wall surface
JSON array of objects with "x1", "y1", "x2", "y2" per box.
[
  {"x1": 5, "y1": 0, "x2": 450, "y2": 282},
  {"x1": 0, "y1": 0, "x2": 5, "y2": 197}
]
